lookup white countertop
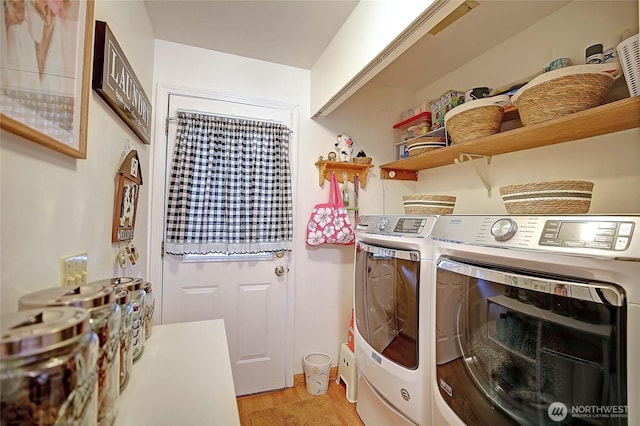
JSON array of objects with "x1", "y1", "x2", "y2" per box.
[{"x1": 114, "y1": 319, "x2": 240, "y2": 426}]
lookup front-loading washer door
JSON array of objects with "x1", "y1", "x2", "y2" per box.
[
  {"x1": 355, "y1": 242, "x2": 420, "y2": 369},
  {"x1": 435, "y1": 256, "x2": 627, "y2": 426}
]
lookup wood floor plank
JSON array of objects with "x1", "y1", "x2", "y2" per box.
[{"x1": 237, "y1": 374, "x2": 363, "y2": 425}]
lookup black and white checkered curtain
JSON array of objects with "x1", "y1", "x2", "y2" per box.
[{"x1": 165, "y1": 111, "x2": 293, "y2": 255}]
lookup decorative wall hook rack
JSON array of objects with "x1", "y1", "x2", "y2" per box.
[
  {"x1": 454, "y1": 152, "x2": 492, "y2": 197},
  {"x1": 315, "y1": 160, "x2": 374, "y2": 188}
]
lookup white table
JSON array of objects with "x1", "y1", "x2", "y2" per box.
[{"x1": 114, "y1": 320, "x2": 240, "y2": 426}]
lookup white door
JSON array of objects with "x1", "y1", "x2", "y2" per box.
[{"x1": 162, "y1": 93, "x2": 294, "y2": 396}]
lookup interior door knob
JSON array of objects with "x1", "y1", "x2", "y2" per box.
[{"x1": 274, "y1": 265, "x2": 285, "y2": 276}]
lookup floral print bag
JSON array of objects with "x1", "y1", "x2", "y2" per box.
[{"x1": 306, "y1": 172, "x2": 355, "y2": 246}]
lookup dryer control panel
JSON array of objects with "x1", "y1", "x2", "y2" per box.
[{"x1": 356, "y1": 215, "x2": 437, "y2": 238}]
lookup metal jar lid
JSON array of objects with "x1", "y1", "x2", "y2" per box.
[
  {"x1": 90, "y1": 277, "x2": 144, "y2": 292},
  {"x1": 1, "y1": 307, "x2": 91, "y2": 359},
  {"x1": 143, "y1": 282, "x2": 152, "y2": 293},
  {"x1": 18, "y1": 283, "x2": 115, "y2": 312},
  {"x1": 114, "y1": 288, "x2": 130, "y2": 306}
]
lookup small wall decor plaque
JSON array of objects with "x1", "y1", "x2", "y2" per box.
[
  {"x1": 112, "y1": 150, "x2": 143, "y2": 243},
  {"x1": 92, "y1": 21, "x2": 152, "y2": 145}
]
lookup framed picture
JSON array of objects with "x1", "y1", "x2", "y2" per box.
[
  {"x1": 0, "y1": 0, "x2": 95, "y2": 159},
  {"x1": 112, "y1": 150, "x2": 142, "y2": 243}
]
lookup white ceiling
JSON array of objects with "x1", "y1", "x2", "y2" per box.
[
  {"x1": 143, "y1": 0, "x2": 359, "y2": 70},
  {"x1": 144, "y1": 0, "x2": 571, "y2": 93}
]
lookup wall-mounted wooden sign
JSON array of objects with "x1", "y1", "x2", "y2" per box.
[
  {"x1": 93, "y1": 21, "x2": 151, "y2": 145},
  {"x1": 112, "y1": 150, "x2": 143, "y2": 243}
]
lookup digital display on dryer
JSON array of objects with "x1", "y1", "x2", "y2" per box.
[{"x1": 394, "y1": 219, "x2": 425, "y2": 233}]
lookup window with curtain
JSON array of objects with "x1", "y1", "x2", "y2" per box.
[{"x1": 165, "y1": 111, "x2": 293, "y2": 255}]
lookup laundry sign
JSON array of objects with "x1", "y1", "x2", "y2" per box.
[{"x1": 92, "y1": 21, "x2": 151, "y2": 145}]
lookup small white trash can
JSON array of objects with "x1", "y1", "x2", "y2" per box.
[{"x1": 303, "y1": 353, "x2": 332, "y2": 395}]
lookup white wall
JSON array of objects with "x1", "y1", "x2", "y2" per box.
[
  {"x1": 1, "y1": 0, "x2": 155, "y2": 312},
  {"x1": 152, "y1": 41, "x2": 359, "y2": 374},
  {"x1": 330, "y1": 0, "x2": 640, "y2": 216},
  {"x1": 310, "y1": 0, "x2": 460, "y2": 116},
  {"x1": 412, "y1": 0, "x2": 640, "y2": 214}
]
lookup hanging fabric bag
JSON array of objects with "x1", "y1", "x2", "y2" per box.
[{"x1": 306, "y1": 172, "x2": 355, "y2": 246}]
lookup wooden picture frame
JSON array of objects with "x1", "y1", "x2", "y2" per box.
[
  {"x1": 0, "y1": 0, "x2": 94, "y2": 159},
  {"x1": 112, "y1": 150, "x2": 142, "y2": 243}
]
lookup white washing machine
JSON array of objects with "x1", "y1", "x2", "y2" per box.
[
  {"x1": 429, "y1": 215, "x2": 640, "y2": 426},
  {"x1": 354, "y1": 215, "x2": 438, "y2": 425}
]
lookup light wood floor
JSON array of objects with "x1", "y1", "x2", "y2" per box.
[{"x1": 236, "y1": 369, "x2": 364, "y2": 425}]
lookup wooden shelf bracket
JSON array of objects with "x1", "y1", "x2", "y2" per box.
[{"x1": 454, "y1": 152, "x2": 492, "y2": 197}]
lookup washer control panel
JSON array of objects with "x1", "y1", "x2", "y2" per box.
[
  {"x1": 432, "y1": 215, "x2": 640, "y2": 259},
  {"x1": 491, "y1": 218, "x2": 518, "y2": 241},
  {"x1": 539, "y1": 220, "x2": 635, "y2": 251}
]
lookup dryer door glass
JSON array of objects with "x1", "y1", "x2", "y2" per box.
[{"x1": 355, "y1": 242, "x2": 420, "y2": 369}]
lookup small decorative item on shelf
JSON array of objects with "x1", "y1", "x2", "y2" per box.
[
  {"x1": 335, "y1": 134, "x2": 354, "y2": 162},
  {"x1": 499, "y1": 180, "x2": 594, "y2": 214},
  {"x1": 511, "y1": 63, "x2": 621, "y2": 126},
  {"x1": 464, "y1": 87, "x2": 491, "y2": 102},
  {"x1": 445, "y1": 95, "x2": 511, "y2": 144},
  {"x1": 327, "y1": 152, "x2": 337, "y2": 161},
  {"x1": 352, "y1": 150, "x2": 372, "y2": 164}
]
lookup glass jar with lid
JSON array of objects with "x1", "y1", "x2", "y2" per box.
[
  {"x1": 114, "y1": 288, "x2": 133, "y2": 391},
  {"x1": 18, "y1": 283, "x2": 121, "y2": 426},
  {"x1": 91, "y1": 277, "x2": 146, "y2": 361},
  {"x1": 143, "y1": 281, "x2": 155, "y2": 339},
  {"x1": 1, "y1": 307, "x2": 99, "y2": 426}
]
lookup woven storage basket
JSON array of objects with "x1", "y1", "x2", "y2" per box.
[
  {"x1": 352, "y1": 157, "x2": 372, "y2": 164},
  {"x1": 407, "y1": 137, "x2": 446, "y2": 156},
  {"x1": 444, "y1": 95, "x2": 510, "y2": 144},
  {"x1": 403, "y1": 195, "x2": 456, "y2": 215},
  {"x1": 499, "y1": 180, "x2": 594, "y2": 214},
  {"x1": 512, "y1": 64, "x2": 619, "y2": 126}
]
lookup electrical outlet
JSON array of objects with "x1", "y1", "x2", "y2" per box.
[{"x1": 61, "y1": 253, "x2": 88, "y2": 286}]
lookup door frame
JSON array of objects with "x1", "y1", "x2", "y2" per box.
[{"x1": 148, "y1": 82, "x2": 299, "y2": 388}]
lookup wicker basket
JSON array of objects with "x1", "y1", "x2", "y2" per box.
[
  {"x1": 444, "y1": 95, "x2": 510, "y2": 144},
  {"x1": 403, "y1": 195, "x2": 456, "y2": 215},
  {"x1": 499, "y1": 180, "x2": 594, "y2": 214},
  {"x1": 512, "y1": 64, "x2": 619, "y2": 126},
  {"x1": 406, "y1": 137, "x2": 446, "y2": 156},
  {"x1": 352, "y1": 157, "x2": 372, "y2": 164}
]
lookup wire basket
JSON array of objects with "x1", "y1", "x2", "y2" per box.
[
  {"x1": 444, "y1": 95, "x2": 510, "y2": 144},
  {"x1": 403, "y1": 195, "x2": 456, "y2": 215},
  {"x1": 512, "y1": 65, "x2": 618, "y2": 126},
  {"x1": 499, "y1": 180, "x2": 593, "y2": 214},
  {"x1": 406, "y1": 137, "x2": 446, "y2": 156},
  {"x1": 617, "y1": 33, "x2": 639, "y2": 96}
]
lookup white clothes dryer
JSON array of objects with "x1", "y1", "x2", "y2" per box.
[{"x1": 354, "y1": 215, "x2": 438, "y2": 426}]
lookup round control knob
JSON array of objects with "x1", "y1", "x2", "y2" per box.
[
  {"x1": 376, "y1": 217, "x2": 389, "y2": 231},
  {"x1": 491, "y1": 218, "x2": 518, "y2": 241}
]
